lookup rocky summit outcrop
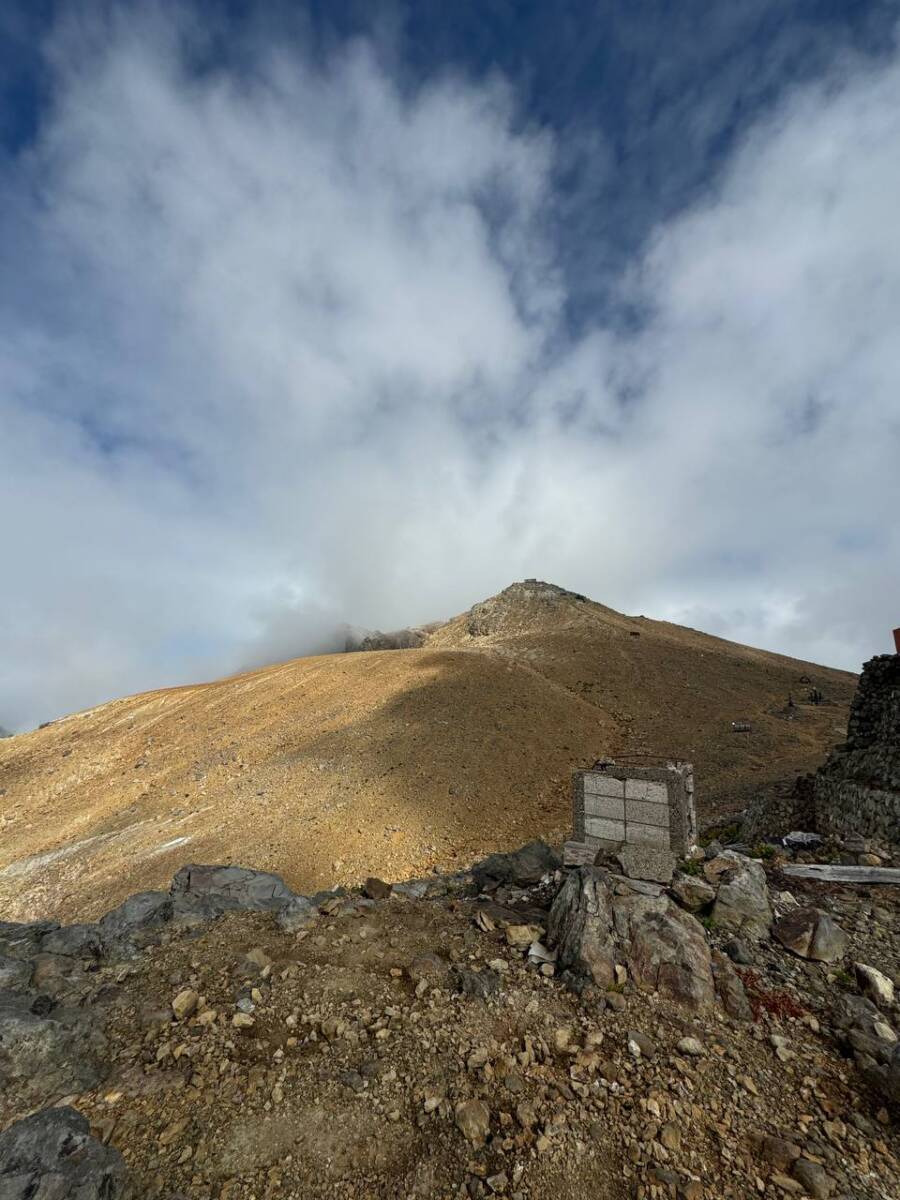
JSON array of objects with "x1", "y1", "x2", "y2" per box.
[{"x1": 0, "y1": 840, "x2": 898, "y2": 1200}]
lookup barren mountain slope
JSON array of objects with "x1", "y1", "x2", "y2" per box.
[
  {"x1": 0, "y1": 581, "x2": 856, "y2": 921},
  {"x1": 426, "y1": 582, "x2": 857, "y2": 811}
]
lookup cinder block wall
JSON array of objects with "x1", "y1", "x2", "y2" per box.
[{"x1": 572, "y1": 762, "x2": 695, "y2": 856}]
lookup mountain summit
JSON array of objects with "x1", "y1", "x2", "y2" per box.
[{"x1": 0, "y1": 582, "x2": 856, "y2": 921}]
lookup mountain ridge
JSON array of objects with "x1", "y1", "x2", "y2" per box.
[{"x1": 0, "y1": 580, "x2": 857, "y2": 922}]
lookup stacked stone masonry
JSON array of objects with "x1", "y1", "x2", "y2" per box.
[
  {"x1": 569, "y1": 761, "x2": 697, "y2": 861},
  {"x1": 813, "y1": 653, "x2": 900, "y2": 843}
]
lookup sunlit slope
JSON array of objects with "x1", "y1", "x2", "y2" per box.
[
  {"x1": 0, "y1": 648, "x2": 616, "y2": 920},
  {"x1": 0, "y1": 581, "x2": 856, "y2": 921}
]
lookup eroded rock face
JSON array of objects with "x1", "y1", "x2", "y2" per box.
[
  {"x1": 626, "y1": 905, "x2": 716, "y2": 1011},
  {"x1": 772, "y1": 908, "x2": 848, "y2": 962},
  {"x1": 0, "y1": 1106, "x2": 126, "y2": 1199},
  {"x1": 0, "y1": 921, "x2": 60, "y2": 960},
  {"x1": 0, "y1": 955, "x2": 32, "y2": 992},
  {"x1": 547, "y1": 868, "x2": 617, "y2": 986},
  {"x1": 40, "y1": 923, "x2": 103, "y2": 960},
  {"x1": 99, "y1": 890, "x2": 173, "y2": 953},
  {"x1": 705, "y1": 852, "x2": 773, "y2": 940},
  {"x1": 0, "y1": 997, "x2": 109, "y2": 1104},
  {"x1": 547, "y1": 867, "x2": 723, "y2": 1012},
  {"x1": 170, "y1": 864, "x2": 295, "y2": 917}
]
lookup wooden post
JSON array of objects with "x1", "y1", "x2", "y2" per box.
[{"x1": 893, "y1": 627, "x2": 900, "y2": 653}]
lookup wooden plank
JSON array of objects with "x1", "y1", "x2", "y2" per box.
[{"x1": 782, "y1": 864, "x2": 900, "y2": 885}]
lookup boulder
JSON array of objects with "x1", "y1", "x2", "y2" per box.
[
  {"x1": 546, "y1": 868, "x2": 616, "y2": 987},
  {"x1": 614, "y1": 844, "x2": 676, "y2": 885},
  {"x1": 669, "y1": 872, "x2": 716, "y2": 911},
  {"x1": 39, "y1": 923, "x2": 103, "y2": 959},
  {"x1": 711, "y1": 950, "x2": 754, "y2": 1021},
  {"x1": 832, "y1": 993, "x2": 897, "y2": 1064},
  {"x1": 455, "y1": 1099, "x2": 491, "y2": 1146},
  {"x1": 706, "y1": 852, "x2": 773, "y2": 939},
  {"x1": 275, "y1": 896, "x2": 316, "y2": 933},
  {"x1": 472, "y1": 841, "x2": 560, "y2": 889},
  {"x1": 772, "y1": 908, "x2": 848, "y2": 962},
  {"x1": 0, "y1": 997, "x2": 109, "y2": 1104},
  {"x1": 0, "y1": 921, "x2": 59, "y2": 961},
  {"x1": 723, "y1": 937, "x2": 754, "y2": 965},
  {"x1": 99, "y1": 891, "x2": 173, "y2": 952},
  {"x1": 0, "y1": 955, "x2": 33, "y2": 992},
  {"x1": 363, "y1": 877, "x2": 392, "y2": 900},
  {"x1": 832, "y1": 993, "x2": 900, "y2": 1103},
  {"x1": 0, "y1": 1106, "x2": 126, "y2": 1199},
  {"x1": 547, "y1": 867, "x2": 717, "y2": 1011},
  {"x1": 854, "y1": 962, "x2": 895, "y2": 1008},
  {"x1": 626, "y1": 905, "x2": 716, "y2": 1011},
  {"x1": 452, "y1": 966, "x2": 501, "y2": 998},
  {"x1": 170, "y1": 864, "x2": 295, "y2": 917}
]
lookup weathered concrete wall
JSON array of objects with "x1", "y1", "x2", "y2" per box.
[
  {"x1": 569, "y1": 761, "x2": 696, "y2": 859},
  {"x1": 814, "y1": 654, "x2": 900, "y2": 843}
]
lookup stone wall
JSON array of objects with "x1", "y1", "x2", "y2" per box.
[
  {"x1": 567, "y1": 761, "x2": 696, "y2": 860},
  {"x1": 813, "y1": 654, "x2": 900, "y2": 843},
  {"x1": 741, "y1": 774, "x2": 816, "y2": 843}
]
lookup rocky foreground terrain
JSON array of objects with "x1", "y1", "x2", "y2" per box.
[
  {"x1": 0, "y1": 581, "x2": 855, "y2": 923},
  {"x1": 1, "y1": 835, "x2": 898, "y2": 1200}
]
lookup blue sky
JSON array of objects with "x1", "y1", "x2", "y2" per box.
[{"x1": 1, "y1": 0, "x2": 899, "y2": 729}]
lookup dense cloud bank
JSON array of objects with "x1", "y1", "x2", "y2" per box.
[{"x1": 1, "y1": 7, "x2": 899, "y2": 729}]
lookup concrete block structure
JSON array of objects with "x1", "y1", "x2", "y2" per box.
[{"x1": 566, "y1": 761, "x2": 697, "y2": 863}]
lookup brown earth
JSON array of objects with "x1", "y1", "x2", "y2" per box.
[
  {"x1": 0, "y1": 581, "x2": 856, "y2": 922},
  {"x1": 2, "y1": 867, "x2": 896, "y2": 1200}
]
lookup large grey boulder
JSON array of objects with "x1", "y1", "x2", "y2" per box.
[
  {"x1": 547, "y1": 867, "x2": 718, "y2": 1011},
  {"x1": 40, "y1": 924, "x2": 103, "y2": 960},
  {"x1": 0, "y1": 921, "x2": 60, "y2": 961},
  {"x1": 705, "y1": 851, "x2": 773, "y2": 940},
  {"x1": 99, "y1": 891, "x2": 173, "y2": 956},
  {"x1": 0, "y1": 1106, "x2": 126, "y2": 1199},
  {"x1": 0, "y1": 997, "x2": 108, "y2": 1104},
  {"x1": 170, "y1": 864, "x2": 295, "y2": 917},
  {"x1": 473, "y1": 841, "x2": 561, "y2": 890},
  {"x1": 625, "y1": 904, "x2": 716, "y2": 1010},
  {"x1": 547, "y1": 868, "x2": 617, "y2": 987},
  {"x1": 0, "y1": 956, "x2": 33, "y2": 993},
  {"x1": 772, "y1": 908, "x2": 848, "y2": 962}
]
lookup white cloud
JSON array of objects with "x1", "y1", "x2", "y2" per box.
[{"x1": 1, "y1": 10, "x2": 899, "y2": 729}]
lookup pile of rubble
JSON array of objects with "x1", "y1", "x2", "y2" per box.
[{"x1": 0, "y1": 839, "x2": 898, "y2": 1199}]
